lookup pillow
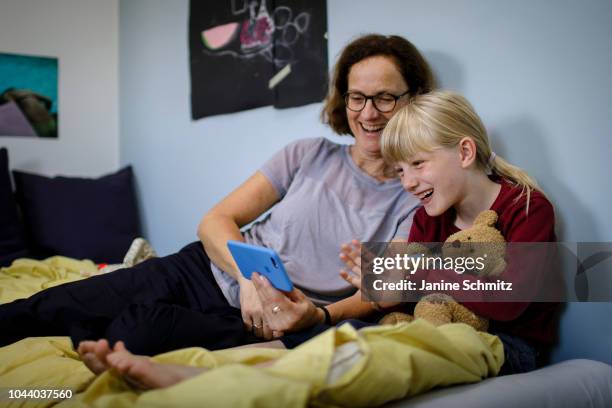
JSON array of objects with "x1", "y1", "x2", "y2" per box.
[
  {"x1": 0, "y1": 147, "x2": 29, "y2": 266},
  {"x1": 13, "y1": 166, "x2": 142, "y2": 263}
]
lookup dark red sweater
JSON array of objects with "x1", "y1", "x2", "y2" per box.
[{"x1": 408, "y1": 179, "x2": 560, "y2": 347}]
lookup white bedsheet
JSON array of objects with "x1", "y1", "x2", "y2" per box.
[{"x1": 388, "y1": 359, "x2": 612, "y2": 408}]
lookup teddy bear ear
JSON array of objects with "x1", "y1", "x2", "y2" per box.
[{"x1": 474, "y1": 210, "x2": 498, "y2": 227}]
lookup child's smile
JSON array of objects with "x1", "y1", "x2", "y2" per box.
[
  {"x1": 417, "y1": 188, "x2": 434, "y2": 203},
  {"x1": 416, "y1": 186, "x2": 437, "y2": 211}
]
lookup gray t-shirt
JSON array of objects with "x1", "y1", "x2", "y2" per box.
[{"x1": 211, "y1": 137, "x2": 419, "y2": 307}]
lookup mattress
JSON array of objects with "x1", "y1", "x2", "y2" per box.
[{"x1": 388, "y1": 359, "x2": 612, "y2": 408}]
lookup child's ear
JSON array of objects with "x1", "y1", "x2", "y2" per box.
[{"x1": 458, "y1": 137, "x2": 477, "y2": 168}]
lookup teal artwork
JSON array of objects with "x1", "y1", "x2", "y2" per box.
[{"x1": 0, "y1": 52, "x2": 59, "y2": 138}]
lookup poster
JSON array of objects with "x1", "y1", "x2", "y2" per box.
[
  {"x1": 0, "y1": 52, "x2": 58, "y2": 138},
  {"x1": 189, "y1": 0, "x2": 328, "y2": 119}
]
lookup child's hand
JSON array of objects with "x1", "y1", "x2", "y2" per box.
[
  {"x1": 341, "y1": 240, "x2": 402, "y2": 310},
  {"x1": 339, "y1": 239, "x2": 363, "y2": 289}
]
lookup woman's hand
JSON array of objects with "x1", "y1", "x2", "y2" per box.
[
  {"x1": 339, "y1": 239, "x2": 363, "y2": 289},
  {"x1": 238, "y1": 277, "x2": 274, "y2": 340},
  {"x1": 251, "y1": 272, "x2": 323, "y2": 337}
]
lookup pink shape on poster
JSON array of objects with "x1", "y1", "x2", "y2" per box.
[{"x1": 202, "y1": 22, "x2": 240, "y2": 50}]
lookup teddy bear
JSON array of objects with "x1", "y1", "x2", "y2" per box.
[
  {"x1": 379, "y1": 210, "x2": 506, "y2": 332},
  {"x1": 442, "y1": 209, "x2": 506, "y2": 277},
  {"x1": 81, "y1": 238, "x2": 157, "y2": 277}
]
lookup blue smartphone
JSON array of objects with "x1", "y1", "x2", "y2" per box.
[{"x1": 227, "y1": 240, "x2": 294, "y2": 292}]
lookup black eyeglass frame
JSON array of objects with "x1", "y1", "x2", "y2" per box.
[{"x1": 343, "y1": 90, "x2": 411, "y2": 113}]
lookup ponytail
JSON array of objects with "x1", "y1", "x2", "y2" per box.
[{"x1": 489, "y1": 154, "x2": 543, "y2": 214}]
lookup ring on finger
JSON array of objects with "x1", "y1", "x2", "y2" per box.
[{"x1": 272, "y1": 305, "x2": 281, "y2": 314}]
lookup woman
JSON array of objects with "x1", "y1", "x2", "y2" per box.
[{"x1": 0, "y1": 34, "x2": 434, "y2": 358}]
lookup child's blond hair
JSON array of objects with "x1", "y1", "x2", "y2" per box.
[{"x1": 381, "y1": 90, "x2": 541, "y2": 212}]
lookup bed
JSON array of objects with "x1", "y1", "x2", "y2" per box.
[{"x1": 1, "y1": 257, "x2": 611, "y2": 407}]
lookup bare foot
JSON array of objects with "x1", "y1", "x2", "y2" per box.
[
  {"x1": 106, "y1": 342, "x2": 207, "y2": 390},
  {"x1": 77, "y1": 339, "x2": 113, "y2": 375}
]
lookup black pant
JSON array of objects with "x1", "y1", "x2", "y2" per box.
[{"x1": 0, "y1": 241, "x2": 258, "y2": 355}]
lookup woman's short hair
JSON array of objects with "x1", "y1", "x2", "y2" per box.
[{"x1": 322, "y1": 34, "x2": 435, "y2": 136}]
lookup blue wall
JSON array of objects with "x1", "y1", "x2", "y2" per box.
[{"x1": 119, "y1": 0, "x2": 612, "y2": 363}]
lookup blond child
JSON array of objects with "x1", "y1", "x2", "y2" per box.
[{"x1": 340, "y1": 90, "x2": 559, "y2": 375}]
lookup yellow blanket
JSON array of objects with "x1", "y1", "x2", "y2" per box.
[
  {"x1": 0, "y1": 257, "x2": 96, "y2": 304},
  {"x1": 0, "y1": 258, "x2": 504, "y2": 407}
]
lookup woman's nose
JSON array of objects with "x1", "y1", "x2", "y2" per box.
[{"x1": 359, "y1": 99, "x2": 380, "y2": 120}]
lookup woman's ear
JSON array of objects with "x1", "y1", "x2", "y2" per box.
[{"x1": 458, "y1": 137, "x2": 477, "y2": 168}]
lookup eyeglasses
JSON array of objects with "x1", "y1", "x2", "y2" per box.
[{"x1": 344, "y1": 90, "x2": 410, "y2": 113}]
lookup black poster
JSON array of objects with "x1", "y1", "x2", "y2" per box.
[{"x1": 189, "y1": 0, "x2": 328, "y2": 119}]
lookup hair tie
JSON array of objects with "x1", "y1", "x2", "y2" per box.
[
  {"x1": 488, "y1": 151, "x2": 496, "y2": 166},
  {"x1": 486, "y1": 151, "x2": 497, "y2": 175}
]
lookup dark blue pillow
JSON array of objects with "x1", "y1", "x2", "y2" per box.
[
  {"x1": 0, "y1": 147, "x2": 29, "y2": 266},
  {"x1": 13, "y1": 166, "x2": 142, "y2": 263}
]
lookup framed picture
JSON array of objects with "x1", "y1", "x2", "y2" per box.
[{"x1": 0, "y1": 52, "x2": 59, "y2": 138}]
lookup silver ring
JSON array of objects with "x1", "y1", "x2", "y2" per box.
[
  {"x1": 252, "y1": 323, "x2": 262, "y2": 329},
  {"x1": 272, "y1": 305, "x2": 281, "y2": 314}
]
